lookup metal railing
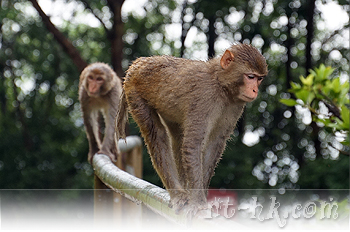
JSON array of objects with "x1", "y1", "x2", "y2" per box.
[{"x1": 92, "y1": 135, "x2": 244, "y2": 228}]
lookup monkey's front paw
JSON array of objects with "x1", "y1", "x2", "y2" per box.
[
  {"x1": 184, "y1": 203, "x2": 209, "y2": 220},
  {"x1": 97, "y1": 150, "x2": 117, "y2": 162},
  {"x1": 88, "y1": 152, "x2": 95, "y2": 164},
  {"x1": 170, "y1": 193, "x2": 190, "y2": 214}
]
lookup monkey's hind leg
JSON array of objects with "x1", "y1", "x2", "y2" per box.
[
  {"x1": 167, "y1": 122, "x2": 187, "y2": 188},
  {"x1": 127, "y1": 93, "x2": 189, "y2": 211}
]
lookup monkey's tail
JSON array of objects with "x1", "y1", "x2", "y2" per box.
[{"x1": 115, "y1": 91, "x2": 128, "y2": 141}]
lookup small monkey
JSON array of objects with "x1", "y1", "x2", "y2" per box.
[
  {"x1": 79, "y1": 62, "x2": 123, "y2": 163},
  {"x1": 117, "y1": 44, "x2": 268, "y2": 215}
]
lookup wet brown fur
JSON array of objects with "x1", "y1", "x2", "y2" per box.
[
  {"x1": 117, "y1": 44, "x2": 268, "y2": 215},
  {"x1": 79, "y1": 62, "x2": 123, "y2": 163}
]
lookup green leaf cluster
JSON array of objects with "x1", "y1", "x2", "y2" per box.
[{"x1": 280, "y1": 64, "x2": 349, "y2": 149}]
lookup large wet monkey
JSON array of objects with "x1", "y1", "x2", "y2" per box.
[
  {"x1": 117, "y1": 44, "x2": 268, "y2": 215},
  {"x1": 79, "y1": 62, "x2": 123, "y2": 163}
]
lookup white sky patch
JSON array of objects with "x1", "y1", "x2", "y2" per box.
[
  {"x1": 37, "y1": 0, "x2": 100, "y2": 27},
  {"x1": 279, "y1": 15, "x2": 288, "y2": 26},
  {"x1": 122, "y1": 0, "x2": 148, "y2": 18},
  {"x1": 243, "y1": 130, "x2": 260, "y2": 147},
  {"x1": 184, "y1": 26, "x2": 198, "y2": 47},
  {"x1": 36, "y1": 0, "x2": 349, "y2": 57},
  {"x1": 16, "y1": 77, "x2": 35, "y2": 95},
  {"x1": 215, "y1": 37, "x2": 232, "y2": 55},
  {"x1": 295, "y1": 104, "x2": 312, "y2": 125},
  {"x1": 165, "y1": 23, "x2": 182, "y2": 41},
  {"x1": 225, "y1": 10, "x2": 245, "y2": 25},
  {"x1": 270, "y1": 42, "x2": 286, "y2": 53},
  {"x1": 317, "y1": 1, "x2": 349, "y2": 31},
  {"x1": 243, "y1": 127, "x2": 265, "y2": 147},
  {"x1": 37, "y1": 0, "x2": 150, "y2": 28}
]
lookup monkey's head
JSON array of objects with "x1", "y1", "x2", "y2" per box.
[
  {"x1": 81, "y1": 63, "x2": 116, "y2": 97},
  {"x1": 219, "y1": 43, "x2": 268, "y2": 103}
]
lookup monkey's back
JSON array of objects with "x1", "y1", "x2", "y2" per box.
[
  {"x1": 126, "y1": 56, "x2": 208, "y2": 80},
  {"x1": 124, "y1": 56, "x2": 217, "y2": 123}
]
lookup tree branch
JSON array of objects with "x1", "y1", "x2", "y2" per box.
[
  {"x1": 328, "y1": 142, "x2": 350, "y2": 156},
  {"x1": 321, "y1": 23, "x2": 349, "y2": 46},
  {"x1": 79, "y1": 0, "x2": 110, "y2": 34},
  {"x1": 318, "y1": 91, "x2": 342, "y2": 120},
  {"x1": 29, "y1": 0, "x2": 88, "y2": 72},
  {"x1": 106, "y1": 0, "x2": 125, "y2": 77}
]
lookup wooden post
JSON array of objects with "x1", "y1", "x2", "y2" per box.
[
  {"x1": 113, "y1": 138, "x2": 143, "y2": 227},
  {"x1": 93, "y1": 175, "x2": 114, "y2": 228},
  {"x1": 93, "y1": 136, "x2": 143, "y2": 228},
  {"x1": 125, "y1": 144, "x2": 143, "y2": 178}
]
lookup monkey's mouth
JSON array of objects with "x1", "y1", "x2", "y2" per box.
[
  {"x1": 242, "y1": 95, "x2": 255, "y2": 102},
  {"x1": 88, "y1": 92, "x2": 100, "y2": 98}
]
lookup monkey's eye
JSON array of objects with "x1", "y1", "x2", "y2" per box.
[
  {"x1": 88, "y1": 75, "x2": 93, "y2": 80},
  {"x1": 258, "y1": 76, "x2": 264, "y2": 81},
  {"x1": 247, "y1": 75, "x2": 255, "y2": 79}
]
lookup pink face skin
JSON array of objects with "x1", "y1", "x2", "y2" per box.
[
  {"x1": 240, "y1": 73, "x2": 264, "y2": 102},
  {"x1": 86, "y1": 69, "x2": 105, "y2": 97}
]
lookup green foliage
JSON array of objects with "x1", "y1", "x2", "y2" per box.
[
  {"x1": 280, "y1": 64, "x2": 350, "y2": 151},
  {"x1": 0, "y1": 0, "x2": 94, "y2": 188},
  {"x1": 0, "y1": 0, "x2": 349, "y2": 191}
]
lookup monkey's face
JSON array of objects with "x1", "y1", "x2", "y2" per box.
[
  {"x1": 219, "y1": 46, "x2": 267, "y2": 102},
  {"x1": 85, "y1": 69, "x2": 106, "y2": 97},
  {"x1": 238, "y1": 73, "x2": 265, "y2": 102}
]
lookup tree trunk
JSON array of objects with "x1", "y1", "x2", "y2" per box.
[
  {"x1": 180, "y1": 0, "x2": 188, "y2": 57},
  {"x1": 305, "y1": 0, "x2": 321, "y2": 159},
  {"x1": 207, "y1": 15, "x2": 217, "y2": 58},
  {"x1": 107, "y1": 0, "x2": 125, "y2": 77},
  {"x1": 285, "y1": 19, "x2": 293, "y2": 89},
  {"x1": 0, "y1": 19, "x2": 7, "y2": 115},
  {"x1": 305, "y1": 0, "x2": 316, "y2": 75}
]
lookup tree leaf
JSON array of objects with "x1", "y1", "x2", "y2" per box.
[
  {"x1": 307, "y1": 92, "x2": 315, "y2": 104},
  {"x1": 300, "y1": 74, "x2": 314, "y2": 86},
  {"x1": 331, "y1": 77, "x2": 341, "y2": 93},
  {"x1": 295, "y1": 89, "x2": 310, "y2": 104},
  {"x1": 323, "y1": 66, "x2": 335, "y2": 79},
  {"x1": 289, "y1": 81, "x2": 301, "y2": 91},
  {"x1": 340, "y1": 105, "x2": 349, "y2": 128},
  {"x1": 280, "y1": 99, "x2": 298, "y2": 107}
]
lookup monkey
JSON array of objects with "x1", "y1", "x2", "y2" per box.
[
  {"x1": 116, "y1": 43, "x2": 268, "y2": 216},
  {"x1": 79, "y1": 62, "x2": 123, "y2": 164}
]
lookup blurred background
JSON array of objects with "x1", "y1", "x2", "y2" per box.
[{"x1": 0, "y1": 0, "x2": 348, "y2": 191}]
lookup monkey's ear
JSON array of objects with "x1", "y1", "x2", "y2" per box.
[{"x1": 220, "y1": 50, "x2": 235, "y2": 70}]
